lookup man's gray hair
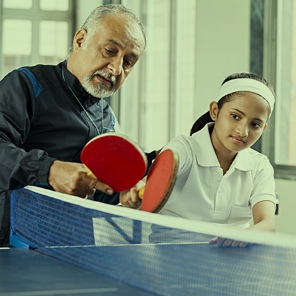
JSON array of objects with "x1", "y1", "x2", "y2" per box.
[{"x1": 81, "y1": 4, "x2": 146, "y2": 44}]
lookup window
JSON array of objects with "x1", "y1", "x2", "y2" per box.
[
  {"x1": 3, "y1": 0, "x2": 32, "y2": 9},
  {"x1": 275, "y1": 0, "x2": 296, "y2": 166},
  {"x1": 120, "y1": 0, "x2": 203, "y2": 152},
  {"x1": 261, "y1": 0, "x2": 296, "y2": 179},
  {"x1": 39, "y1": 21, "x2": 69, "y2": 64},
  {"x1": 3, "y1": 20, "x2": 32, "y2": 73},
  {"x1": 0, "y1": 0, "x2": 74, "y2": 79},
  {"x1": 39, "y1": 0, "x2": 69, "y2": 11}
]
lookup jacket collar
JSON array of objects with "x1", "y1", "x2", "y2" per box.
[{"x1": 61, "y1": 60, "x2": 101, "y2": 105}]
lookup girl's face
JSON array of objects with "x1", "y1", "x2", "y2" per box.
[{"x1": 210, "y1": 92, "x2": 269, "y2": 156}]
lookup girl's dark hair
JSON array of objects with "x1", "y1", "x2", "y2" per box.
[{"x1": 190, "y1": 72, "x2": 275, "y2": 135}]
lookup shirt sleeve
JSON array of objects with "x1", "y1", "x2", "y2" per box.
[
  {"x1": 249, "y1": 154, "x2": 277, "y2": 208},
  {"x1": 93, "y1": 191, "x2": 120, "y2": 205},
  {"x1": 0, "y1": 70, "x2": 55, "y2": 190},
  {"x1": 161, "y1": 135, "x2": 194, "y2": 175}
]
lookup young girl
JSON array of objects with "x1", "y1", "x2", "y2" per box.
[{"x1": 120, "y1": 72, "x2": 276, "y2": 247}]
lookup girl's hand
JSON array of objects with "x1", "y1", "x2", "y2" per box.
[
  {"x1": 119, "y1": 180, "x2": 146, "y2": 209},
  {"x1": 209, "y1": 236, "x2": 251, "y2": 248}
]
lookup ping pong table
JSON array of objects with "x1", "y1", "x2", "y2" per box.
[
  {"x1": 5, "y1": 187, "x2": 296, "y2": 296},
  {"x1": 0, "y1": 247, "x2": 155, "y2": 296},
  {"x1": 2, "y1": 240, "x2": 296, "y2": 296}
]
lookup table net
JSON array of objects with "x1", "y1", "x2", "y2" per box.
[{"x1": 10, "y1": 186, "x2": 296, "y2": 296}]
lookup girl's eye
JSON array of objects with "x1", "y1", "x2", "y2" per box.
[
  {"x1": 231, "y1": 113, "x2": 240, "y2": 120},
  {"x1": 251, "y1": 122, "x2": 262, "y2": 128}
]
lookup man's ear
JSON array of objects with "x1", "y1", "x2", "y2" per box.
[
  {"x1": 209, "y1": 101, "x2": 219, "y2": 121},
  {"x1": 72, "y1": 29, "x2": 87, "y2": 51}
]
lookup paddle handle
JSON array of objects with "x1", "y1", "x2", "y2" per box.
[
  {"x1": 84, "y1": 166, "x2": 97, "y2": 179},
  {"x1": 138, "y1": 186, "x2": 145, "y2": 199}
]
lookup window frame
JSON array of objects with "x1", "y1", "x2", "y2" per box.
[
  {"x1": 0, "y1": 0, "x2": 75, "y2": 79},
  {"x1": 261, "y1": 0, "x2": 296, "y2": 180}
]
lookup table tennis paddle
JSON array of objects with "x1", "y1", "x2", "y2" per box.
[
  {"x1": 138, "y1": 149, "x2": 179, "y2": 213},
  {"x1": 81, "y1": 133, "x2": 148, "y2": 192}
]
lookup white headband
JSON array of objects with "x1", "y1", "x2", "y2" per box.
[{"x1": 217, "y1": 78, "x2": 275, "y2": 115}]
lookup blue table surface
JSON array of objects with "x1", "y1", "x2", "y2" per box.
[
  {"x1": 0, "y1": 247, "x2": 156, "y2": 296},
  {"x1": 2, "y1": 240, "x2": 296, "y2": 296}
]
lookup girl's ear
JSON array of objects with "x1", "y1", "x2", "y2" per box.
[{"x1": 209, "y1": 101, "x2": 219, "y2": 121}]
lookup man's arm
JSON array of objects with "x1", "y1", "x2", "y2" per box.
[{"x1": 0, "y1": 70, "x2": 51, "y2": 190}]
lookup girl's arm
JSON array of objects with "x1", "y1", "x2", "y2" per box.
[
  {"x1": 249, "y1": 200, "x2": 276, "y2": 232},
  {"x1": 209, "y1": 200, "x2": 276, "y2": 247}
]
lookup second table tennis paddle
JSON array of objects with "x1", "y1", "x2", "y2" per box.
[{"x1": 138, "y1": 149, "x2": 179, "y2": 213}]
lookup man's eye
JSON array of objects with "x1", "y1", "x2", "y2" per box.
[
  {"x1": 105, "y1": 48, "x2": 114, "y2": 55},
  {"x1": 123, "y1": 60, "x2": 132, "y2": 67}
]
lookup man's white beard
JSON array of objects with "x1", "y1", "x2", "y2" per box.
[{"x1": 81, "y1": 75, "x2": 116, "y2": 98}]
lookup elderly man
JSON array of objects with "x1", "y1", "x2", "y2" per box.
[{"x1": 0, "y1": 4, "x2": 147, "y2": 246}]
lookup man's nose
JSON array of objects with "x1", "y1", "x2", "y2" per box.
[{"x1": 107, "y1": 56, "x2": 123, "y2": 76}]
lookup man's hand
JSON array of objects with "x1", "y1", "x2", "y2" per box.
[{"x1": 48, "y1": 160, "x2": 114, "y2": 198}]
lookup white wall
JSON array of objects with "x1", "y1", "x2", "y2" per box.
[
  {"x1": 194, "y1": 0, "x2": 251, "y2": 118},
  {"x1": 275, "y1": 179, "x2": 296, "y2": 235}
]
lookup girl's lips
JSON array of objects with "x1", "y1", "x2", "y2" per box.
[{"x1": 231, "y1": 136, "x2": 245, "y2": 144}]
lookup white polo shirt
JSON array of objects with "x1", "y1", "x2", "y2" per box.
[{"x1": 159, "y1": 123, "x2": 276, "y2": 228}]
